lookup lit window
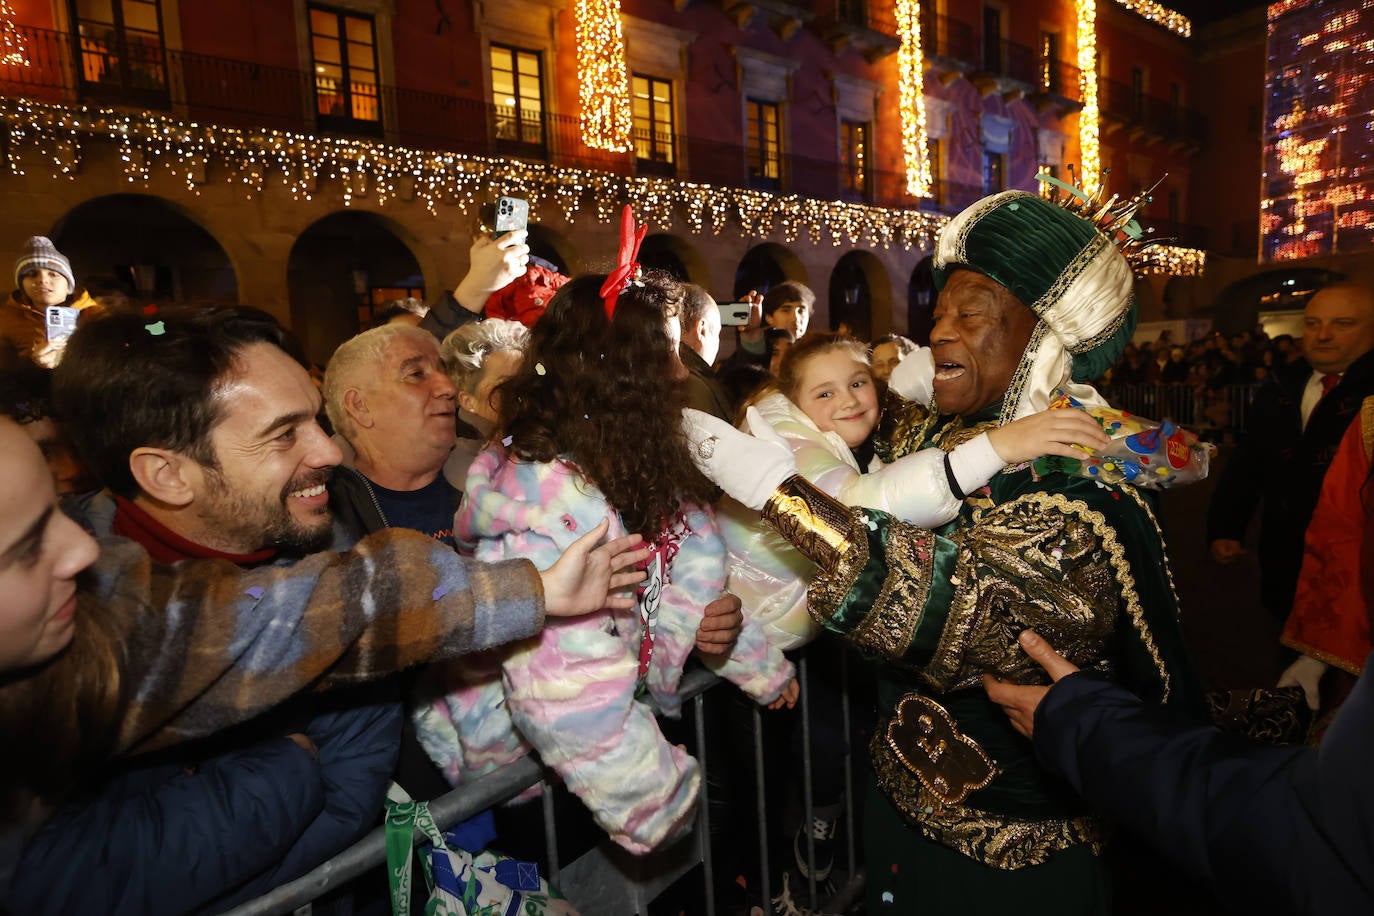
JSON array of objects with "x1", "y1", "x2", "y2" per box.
[
  {"x1": 73, "y1": 0, "x2": 168, "y2": 102},
  {"x1": 747, "y1": 99, "x2": 782, "y2": 187},
  {"x1": 1040, "y1": 31, "x2": 1060, "y2": 94},
  {"x1": 491, "y1": 44, "x2": 545, "y2": 148},
  {"x1": 632, "y1": 75, "x2": 675, "y2": 166},
  {"x1": 841, "y1": 120, "x2": 869, "y2": 197},
  {"x1": 309, "y1": 5, "x2": 380, "y2": 128}
]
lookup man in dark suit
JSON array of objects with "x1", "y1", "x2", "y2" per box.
[{"x1": 1207, "y1": 282, "x2": 1374, "y2": 619}]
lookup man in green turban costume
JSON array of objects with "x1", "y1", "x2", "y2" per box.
[{"x1": 687, "y1": 187, "x2": 1206, "y2": 914}]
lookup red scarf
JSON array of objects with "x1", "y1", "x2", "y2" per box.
[{"x1": 112, "y1": 495, "x2": 276, "y2": 566}]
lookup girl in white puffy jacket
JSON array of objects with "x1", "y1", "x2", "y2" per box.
[{"x1": 716, "y1": 331, "x2": 1109, "y2": 650}]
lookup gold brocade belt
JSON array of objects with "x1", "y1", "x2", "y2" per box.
[{"x1": 871, "y1": 691, "x2": 1103, "y2": 871}]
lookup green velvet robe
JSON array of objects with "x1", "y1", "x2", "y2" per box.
[{"x1": 761, "y1": 399, "x2": 1206, "y2": 875}]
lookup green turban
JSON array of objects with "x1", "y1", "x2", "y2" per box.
[{"x1": 932, "y1": 190, "x2": 1138, "y2": 422}]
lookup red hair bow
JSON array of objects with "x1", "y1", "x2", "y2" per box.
[{"x1": 599, "y1": 205, "x2": 648, "y2": 321}]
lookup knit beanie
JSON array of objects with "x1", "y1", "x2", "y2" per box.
[
  {"x1": 15, "y1": 236, "x2": 76, "y2": 292},
  {"x1": 932, "y1": 190, "x2": 1138, "y2": 422}
]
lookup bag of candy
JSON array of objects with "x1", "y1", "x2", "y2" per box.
[{"x1": 1031, "y1": 390, "x2": 1215, "y2": 489}]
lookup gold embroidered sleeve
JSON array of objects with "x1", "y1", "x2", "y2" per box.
[
  {"x1": 760, "y1": 474, "x2": 860, "y2": 571},
  {"x1": 875, "y1": 389, "x2": 937, "y2": 463},
  {"x1": 762, "y1": 474, "x2": 947, "y2": 661},
  {"x1": 922, "y1": 493, "x2": 1123, "y2": 693}
]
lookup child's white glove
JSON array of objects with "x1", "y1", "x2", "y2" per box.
[
  {"x1": 887, "y1": 346, "x2": 935, "y2": 404},
  {"x1": 682, "y1": 407, "x2": 798, "y2": 511}
]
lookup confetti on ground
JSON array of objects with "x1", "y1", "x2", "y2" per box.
[
  {"x1": 145, "y1": 321, "x2": 165, "y2": 336},
  {"x1": 244, "y1": 586, "x2": 264, "y2": 601},
  {"x1": 432, "y1": 585, "x2": 450, "y2": 600}
]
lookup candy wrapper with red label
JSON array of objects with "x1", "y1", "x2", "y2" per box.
[{"x1": 1030, "y1": 390, "x2": 1215, "y2": 489}]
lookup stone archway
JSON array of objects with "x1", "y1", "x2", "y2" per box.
[
  {"x1": 639, "y1": 233, "x2": 711, "y2": 286},
  {"x1": 828, "y1": 250, "x2": 891, "y2": 342},
  {"x1": 288, "y1": 211, "x2": 424, "y2": 365},
  {"x1": 733, "y1": 243, "x2": 807, "y2": 299},
  {"x1": 49, "y1": 193, "x2": 238, "y2": 305},
  {"x1": 527, "y1": 222, "x2": 580, "y2": 276}
]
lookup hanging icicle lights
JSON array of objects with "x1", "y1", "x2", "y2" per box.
[
  {"x1": 575, "y1": 0, "x2": 634, "y2": 153},
  {"x1": 0, "y1": 97, "x2": 951, "y2": 250},
  {"x1": 896, "y1": 0, "x2": 932, "y2": 198},
  {"x1": 1076, "y1": 0, "x2": 1102, "y2": 197},
  {"x1": 1113, "y1": 0, "x2": 1191, "y2": 38}
]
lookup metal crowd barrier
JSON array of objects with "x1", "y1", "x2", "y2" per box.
[
  {"x1": 224, "y1": 649, "x2": 862, "y2": 916},
  {"x1": 1098, "y1": 383, "x2": 1258, "y2": 440}
]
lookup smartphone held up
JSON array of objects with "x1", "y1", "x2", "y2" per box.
[
  {"x1": 45, "y1": 305, "x2": 79, "y2": 343},
  {"x1": 717, "y1": 302, "x2": 752, "y2": 326},
  {"x1": 493, "y1": 196, "x2": 529, "y2": 238}
]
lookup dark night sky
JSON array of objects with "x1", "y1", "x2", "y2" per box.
[{"x1": 1166, "y1": 0, "x2": 1273, "y2": 26}]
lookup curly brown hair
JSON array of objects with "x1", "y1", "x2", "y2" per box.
[{"x1": 497, "y1": 272, "x2": 716, "y2": 538}]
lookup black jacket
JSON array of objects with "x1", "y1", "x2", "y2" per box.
[
  {"x1": 1206, "y1": 349, "x2": 1374, "y2": 615},
  {"x1": 680, "y1": 343, "x2": 733, "y2": 422},
  {"x1": 1034, "y1": 649, "x2": 1374, "y2": 915}
]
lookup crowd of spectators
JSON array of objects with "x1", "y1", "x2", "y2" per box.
[
  {"x1": 1101, "y1": 326, "x2": 1303, "y2": 390},
  {"x1": 2, "y1": 203, "x2": 1371, "y2": 916}
]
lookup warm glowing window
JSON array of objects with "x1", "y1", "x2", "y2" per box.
[
  {"x1": 747, "y1": 98, "x2": 782, "y2": 185},
  {"x1": 841, "y1": 120, "x2": 869, "y2": 196},
  {"x1": 1040, "y1": 31, "x2": 1060, "y2": 93},
  {"x1": 71, "y1": 0, "x2": 167, "y2": 101},
  {"x1": 928, "y1": 137, "x2": 944, "y2": 202},
  {"x1": 491, "y1": 44, "x2": 545, "y2": 147},
  {"x1": 309, "y1": 6, "x2": 380, "y2": 127},
  {"x1": 632, "y1": 75, "x2": 675, "y2": 165}
]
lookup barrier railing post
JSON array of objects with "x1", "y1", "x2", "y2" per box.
[
  {"x1": 753, "y1": 702, "x2": 772, "y2": 911},
  {"x1": 693, "y1": 691, "x2": 717, "y2": 916},
  {"x1": 799, "y1": 650, "x2": 818, "y2": 906}
]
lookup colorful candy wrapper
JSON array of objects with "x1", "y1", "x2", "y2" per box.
[{"x1": 1031, "y1": 389, "x2": 1215, "y2": 489}]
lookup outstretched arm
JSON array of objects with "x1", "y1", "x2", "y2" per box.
[{"x1": 94, "y1": 523, "x2": 643, "y2": 756}]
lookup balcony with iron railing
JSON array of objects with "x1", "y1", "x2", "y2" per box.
[
  {"x1": 0, "y1": 23, "x2": 994, "y2": 215},
  {"x1": 814, "y1": 0, "x2": 900, "y2": 59},
  {"x1": 1099, "y1": 77, "x2": 1207, "y2": 149},
  {"x1": 920, "y1": 12, "x2": 978, "y2": 65}
]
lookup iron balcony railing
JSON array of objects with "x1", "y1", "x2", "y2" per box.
[
  {"x1": 0, "y1": 23, "x2": 969, "y2": 212},
  {"x1": 1100, "y1": 76, "x2": 1208, "y2": 147}
]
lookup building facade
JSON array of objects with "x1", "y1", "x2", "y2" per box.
[{"x1": 0, "y1": 0, "x2": 1207, "y2": 363}]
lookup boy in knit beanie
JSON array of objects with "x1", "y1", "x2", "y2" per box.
[{"x1": 2, "y1": 236, "x2": 94, "y2": 367}]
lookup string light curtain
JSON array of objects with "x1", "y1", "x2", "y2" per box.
[
  {"x1": 896, "y1": 0, "x2": 932, "y2": 198},
  {"x1": 0, "y1": 98, "x2": 954, "y2": 250},
  {"x1": 0, "y1": 1, "x2": 31, "y2": 67},
  {"x1": 575, "y1": 0, "x2": 634, "y2": 152},
  {"x1": 1076, "y1": 0, "x2": 1101, "y2": 197}
]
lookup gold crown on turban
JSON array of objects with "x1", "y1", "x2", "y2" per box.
[{"x1": 1039, "y1": 169, "x2": 1173, "y2": 275}]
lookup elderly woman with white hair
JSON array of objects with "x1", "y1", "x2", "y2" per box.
[{"x1": 440, "y1": 318, "x2": 529, "y2": 482}]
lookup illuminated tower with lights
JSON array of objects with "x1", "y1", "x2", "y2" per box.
[{"x1": 1262, "y1": 0, "x2": 1374, "y2": 260}]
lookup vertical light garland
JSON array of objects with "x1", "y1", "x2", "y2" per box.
[
  {"x1": 575, "y1": 0, "x2": 634, "y2": 152},
  {"x1": 0, "y1": 1, "x2": 30, "y2": 67},
  {"x1": 896, "y1": 0, "x2": 931, "y2": 197},
  {"x1": 1076, "y1": 0, "x2": 1101, "y2": 196}
]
